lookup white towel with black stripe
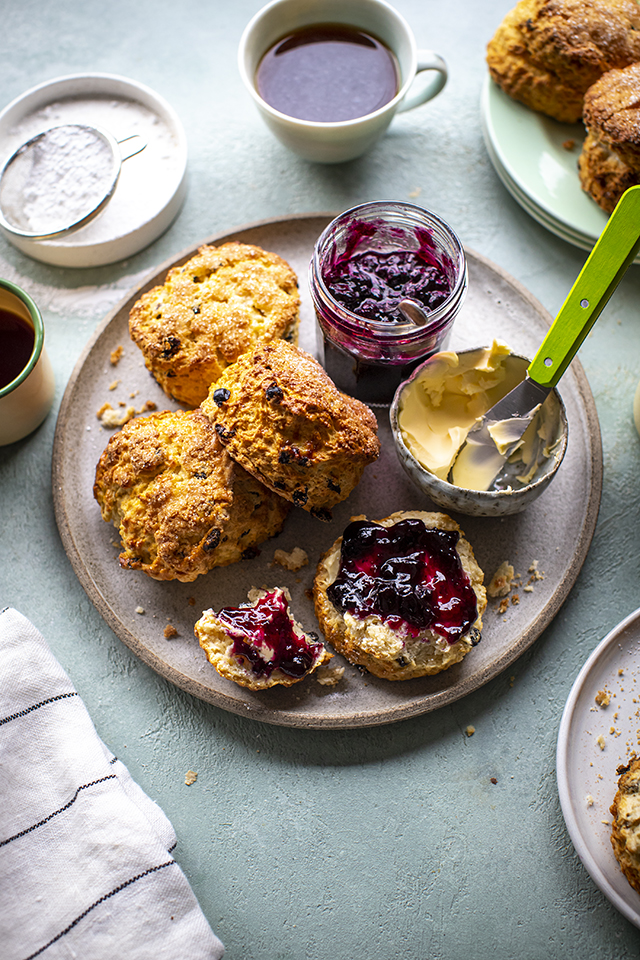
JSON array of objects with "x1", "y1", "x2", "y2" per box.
[{"x1": 0, "y1": 607, "x2": 225, "y2": 960}]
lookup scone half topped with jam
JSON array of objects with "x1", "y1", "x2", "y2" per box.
[
  {"x1": 313, "y1": 510, "x2": 486, "y2": 680},
  {"x1": 129, "y1": 241, "x2": 300, "y2": 407},
  {"x1": 195, "y1": 587, "x2": 331, "y2": 689},
  {"x1": 201, "y1": 339, "x2": 380, "y2": 521},
  {"x1": 93, "y1": 408, "x2": 290, "y2": 582}
]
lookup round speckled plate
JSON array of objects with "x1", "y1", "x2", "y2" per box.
[
  {"x1": 557, "y1": 609, "x2": 640, "y2": 928},
  {"x1": 52, "y1": 214, "x2": 602, "y2": 728}
]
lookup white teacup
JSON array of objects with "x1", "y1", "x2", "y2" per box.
[
  {"x1": 0, "y1": 279, "x2": 55, "y2": 446},
  {"x1": 238, "y1": 0, "x2": 447, "y2": 163}
]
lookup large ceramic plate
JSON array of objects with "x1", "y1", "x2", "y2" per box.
[
  {"x1": 480, "y1": 75, "x2": 639, "y2": 257},
  {"x1": 53, "y1": 214, "x2": 602, "y2": 728},
  {"x1": 557, "y1": 608, "x2": 640, "y2": 928}
]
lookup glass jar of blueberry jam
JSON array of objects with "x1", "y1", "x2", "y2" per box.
[{"x1": 310, "y1": 201, "x2": 467, "y2": 404}]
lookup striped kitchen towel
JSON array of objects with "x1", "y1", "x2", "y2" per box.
[{"x1": 0, "y1": 607, "x2": 224, "y2": 960}]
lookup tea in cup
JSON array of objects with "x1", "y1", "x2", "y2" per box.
[
  {"x1": 0, "y1": 279, "x2": 55, "y2": 445},
  {"x1": 238, "y1": 0, "x2": 447, "y2": 163}
]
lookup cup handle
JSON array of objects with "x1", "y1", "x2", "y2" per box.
[{"x1": 397, "y1": 51, "x2": 447, "y2": 113}]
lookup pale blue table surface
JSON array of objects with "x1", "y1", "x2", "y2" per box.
[{"x1": 2, "y1": 1, "x2": 640, "y2": 958}]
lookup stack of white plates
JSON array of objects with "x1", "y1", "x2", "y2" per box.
[{"x1": 481, "y1": 75, "x2": 639, "y2": 261}]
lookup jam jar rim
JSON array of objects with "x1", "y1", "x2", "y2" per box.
[{"x1": 310, "y1": 200, "x2": 467, "y2": 341}]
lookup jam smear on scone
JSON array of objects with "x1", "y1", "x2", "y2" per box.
[{"x1": 327, "y1": 518, "x2": 478, "y2": 642}]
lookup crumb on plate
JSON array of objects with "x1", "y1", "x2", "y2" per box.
[
  {"x1": 273, "y1": 546, "x2": 309, "y2": 571},
  {"x1": 487, "y1": 560, "x2": 515, "y2": 598}
]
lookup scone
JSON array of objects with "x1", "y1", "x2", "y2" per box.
[
  {"x1": 313, "y1": 510, "x2": 486, "y2": 681},
  {"x1": 195, "y1": 587, "x2": 331, "y2": 689},
  {"x1": 486, "y1": 0, "x2": 640, "y2": 123},
  {"x1": 578, "y1": 63, "x2": 640, "y2": 211},
  {"x1": 94, "y1": 408, "x2": 290, "y2": 582},
  {"x1": 577, "y1": 129, "x2": 640, "y2": 213},
  {"x1": 128, "y1": 242, "x2": 300, "y2": 407},
  {"x1": 200, "y1": 339, "x2": 380, "y2": 521},
  {"x1": 610, "y1": 755, "x2": 640, "y2": 893}
]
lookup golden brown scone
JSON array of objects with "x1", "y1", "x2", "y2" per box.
[
  {"x1": 93, "y1": 408, "x2": 290, "y2": 582},
  {"x1": 200, "y1": 340, "x2": 380, "y2": 521},
  {"x1": 577, "y1": 129, "x2": 640, "y2": 212},
  {"x1": 195, "y1": 587, "x2": 332, "y2": 689},
  {"x1": 583, "y1": 63, "x2": 640, "y2": 171},
  {"x1": 486, "y1": 0, "x2": 640, "y2": 123},
  {"x1": 128, "y1": 242, "x2": 300, "y2": 407},
  {"x1": 611, "y1": 755, "x2": 640, "y2": 894},
  {"x1": 313, "y1": 511, "x2": 486, "y2": 681}
]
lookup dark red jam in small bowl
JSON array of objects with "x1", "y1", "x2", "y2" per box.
[{"x1": 310, "y1": 201, "x2": 467, "y2": 405}]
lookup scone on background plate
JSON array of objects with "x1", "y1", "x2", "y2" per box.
[
  {"x1": 94, "y1": 408, "x2": 290, "y2": 582},
  {"x1": 195, "y1": 587, "x2": 331, "y2": 689},
  {"x1": 201, "y1": 339, "x2": 380, "y2": 521},
  {"x1": 610, "y1": 755, "x2": 640, "y2": 894},
  {"x1": 128, "y1": 242, "x2": 300, "y2": 407},
  {"x1": 578, "y1": 63, "x2": 640, "y2": 212},
  {"x1": 313, "y1": 511, "x2": 486, "y2": 681},
  {"x1": 486, "y1": 0, "x2": 640, "y2": 122}
]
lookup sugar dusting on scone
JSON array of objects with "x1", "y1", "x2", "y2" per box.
[
  {"x1": 313, "y1": 510, "x2": 486, "y2": 681},
  {"x1": 611, "y1": 755, "x2": 640, "y2": 893},
  {"x1": 486, "y1": 0, "x2": 640, "y2": 123},
  {"x1": 93, "y1": 409, "x2": 290, "y2": 581},
  {"x1": 128, "y1": 242, "x2": 300, "y2": 407},
  {"x1": 201, "y1": 339, "x2": 380, "y2": 521},
  {"x1": 195, "y1": 586, "x2": 332, "y2": 689}
]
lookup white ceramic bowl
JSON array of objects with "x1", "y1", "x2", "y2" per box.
[
  {"x1": 389, "y1": 348, "x2": 568, "y2": 517},
  {"x1": 0, "y1": 73, "x2": 188, "y2": 267}
]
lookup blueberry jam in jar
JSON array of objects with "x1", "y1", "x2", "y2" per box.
[
  {"x1": 218, "y1": 588, "x2": 322, "y2": 679},
  {"x1": 327, "y1": 518, "x2": 478, "y2": 643},
  {"x1": 310, "y1": 201, "x2": 467, "y2": 405},
  {"x1": 323, "y1": 248, "x2": 452, "y2": 324}
]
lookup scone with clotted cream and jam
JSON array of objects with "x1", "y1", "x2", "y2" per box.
[
  {"x1": 128, "y1": 241, "x2": 300, "y2": 407},
  {"x1": 201, "y1": 339, "x2": 380, "y2": 521},
  {"x1": 313, "y1": 510, "x2": 486, "y2": 681},
  {"x1": 93, "y1": 408, "x2": 290, "y2": 582},
  {"x1": 195, "y1": 587, "x2": 331, "y2": 689}
]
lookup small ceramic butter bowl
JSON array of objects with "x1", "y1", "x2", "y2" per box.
[{"x1": 389, "y1": 344, "x2": 568, "y2": 517}]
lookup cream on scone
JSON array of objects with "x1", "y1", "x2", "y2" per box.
[
  {"x1": 195, "y1": 587, "x2": 331, "y2": 689},
  {"x1": 313, "y1": 511, "x2": 486, "y2": 681}
]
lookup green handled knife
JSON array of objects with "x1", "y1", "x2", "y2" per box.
[{"x1": 450, "y1": 184, "x2": 640, "y2": 492}]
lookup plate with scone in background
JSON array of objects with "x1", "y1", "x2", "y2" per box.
[
  {"x1": 557, "y1": 607, "x2": 640, "y2": 928},
  {"x1": 482, "y1": 0, "x2": 640, "y2": 259},
  {"x1": 53, "y1": 213, "x2": 602, "y2": 728},
  {"x1": 481, "y1": 76, "x2": 615, "y2": 251}
]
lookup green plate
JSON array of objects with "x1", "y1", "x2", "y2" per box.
[{"x1": 481, "y1": 75, "x2": 616, "y2": 250}]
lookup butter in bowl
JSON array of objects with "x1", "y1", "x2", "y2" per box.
[{"x1": 389, "y1": 341, "x2": 568, "y2": 517}]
